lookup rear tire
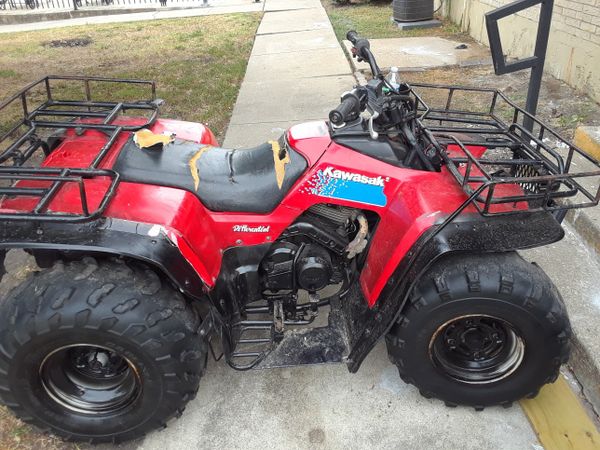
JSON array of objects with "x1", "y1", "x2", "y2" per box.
[
  {"x1": 0, "y1": 257, "x2": 207, "y2": 443},
  {"x1": 386, "y1": 252, "x2": 570, "y2": 408}
]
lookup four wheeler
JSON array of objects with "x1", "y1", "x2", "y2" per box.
[{"x1": 0, "y1": 32, "x2": 598, "y2": 443}]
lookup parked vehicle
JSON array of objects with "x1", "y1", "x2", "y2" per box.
[{"x1": 0, "y1": 32, "x2": 597, "y2": 443}]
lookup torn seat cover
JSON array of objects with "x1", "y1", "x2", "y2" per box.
[
  {"x1": 113, "y1": 136, "x2": 307, "y2": 213},
  {"x1": 133, "y1": 128, "x2": 175, "y2": 149}
]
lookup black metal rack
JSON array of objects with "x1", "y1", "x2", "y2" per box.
[
  {"x1": 410, "y1": 83, "x2": 600, "y2": 217},
  {"x1": 0, "y1": 75, "x2": 160, "y2": 222}
]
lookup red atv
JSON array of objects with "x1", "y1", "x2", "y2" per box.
[{"x1": 0, "y1": 32, "x2": 598, "y2": 443}]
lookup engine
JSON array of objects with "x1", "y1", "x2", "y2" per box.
[
  {"x1": 296, "y1": 245, "x2": 333, "y2": 291},
  {"x1": 262, "y1": 242, "x2": 334, "y2": 292},
  {"x1": 259, "y1": 204, "x2": 368, "y2": 297}
]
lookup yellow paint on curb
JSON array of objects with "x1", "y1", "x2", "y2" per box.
[
  {"x1": 520, "y1": 375, "x2": 600, "y2": 450},
  {"x1": 574, "y1": 126, "x2": 600, "y2": 162}
]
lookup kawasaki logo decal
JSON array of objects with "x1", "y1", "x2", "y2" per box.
[
  {"x1": 304, "y1": 167, "x2": 388, "y2": 207},
  {"x1": 322, "y1": 167, "x2": 385, "y2": 187}
]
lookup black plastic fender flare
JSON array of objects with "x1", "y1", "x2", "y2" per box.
[{"x1": 0, "y1": 218, "x2": 207, "y2": 300}]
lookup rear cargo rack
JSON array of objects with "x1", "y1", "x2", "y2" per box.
[
  {"x1": 410, "y1": 83, "x2": 600, "y2": 217},
  {"x1": 0, "y1": 76, "x2": 160, "y2": 222}
]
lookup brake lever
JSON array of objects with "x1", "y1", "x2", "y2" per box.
[{"x1": 368, "y1": 110, "x2": 379, "y2": 140}]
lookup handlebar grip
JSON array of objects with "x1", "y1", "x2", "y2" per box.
[
  {"x1": 346, "y1": 31, "x2": 375, "y2": 72},
  {"x1": 329, "y1": 94, "x2": 360, "y2": 126},
  {"x1": 346, "y1": 30, "x2": 360, "y2": 45}
]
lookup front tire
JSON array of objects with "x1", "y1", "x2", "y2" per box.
[
  {"x1": 0, "y1": 258, "x2": 207, "y2": 443},
  {"x1": 386, "y1": 252, "x2": 570, "y2": 408}
]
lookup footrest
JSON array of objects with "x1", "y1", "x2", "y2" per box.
[{"x1": 255, "y1": 297, "x2": 350, "y2": 369}]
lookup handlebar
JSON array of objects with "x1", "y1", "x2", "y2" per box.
[
  {"x1": 345, "y1": 30, "x2": 382, "y2": 79},
  {"x1": 329, "y1": 90, "x2": 363, "y2": 126},
  {"x1": 328, "y1": 31, "x2": 404, "y2": 128},
  {"x1": 346, "y1": 30, "x2": 360, "y2": 44}
]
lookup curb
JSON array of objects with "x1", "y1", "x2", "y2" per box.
[
  {"x1": 563, "y1": 125, "x2": 600, "y2": 416},
  {"x1": 568, "y1": 336, "x2": 600, "y2": 417},
  {"x1": 520, "y1": 373, "x2": 600, "y2": 450},
  {"x1": 566, "y1": 208, "x2": 600, "y2": 258},
  {"x1": 575, "y1": 126, "x2": 600, "y2": 162},
  {"x1": 0, "y1": 5, "x2": 208, "y2": 24},
  {"x1": 0, "y1": 7, "x2": 154, "y2": 24},
  {"x1": 565, "y1": 126, "x2": 600, "y2": 258}
]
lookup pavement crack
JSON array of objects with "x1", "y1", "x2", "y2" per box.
[
  {"x1": 257, "y1": 28, "x2": 327, "y2": 37},
  {"x1": 230, "y1": 117, "x2": 328, "y2": 125},
  {"x1": 566, "y1": 364, "x2": 600, "y2": 420},
  {"x1": 264, "y1": 7, "x2": 315, "y2": 13},
  {"x1": 301, "y1": 73, "x2": 352, "y2": 79},
  {"x1": 252, "y1": 47, "x2": 337, "y2": 57}
]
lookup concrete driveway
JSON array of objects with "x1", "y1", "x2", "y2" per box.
[{"x1": 136, "y1": 343, "x2": 538, "y2": 450}]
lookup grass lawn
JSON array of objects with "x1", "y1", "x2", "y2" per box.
[
  {"x1": 322, "y1": 0, "x2": 465, "y2": 42},
  {"x1": 0, "y1": 408, "x2": 68, "y2": 450},
  {"x1": 0, "y1": 13, "x2": 261, "y2": 142},
  {"x1": 0, "y1": 13, "x2": 260, "y2": 450}
]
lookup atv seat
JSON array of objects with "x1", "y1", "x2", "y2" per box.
[{"x1": 113, "y1": 136, "x2": 308, "y2": 214}]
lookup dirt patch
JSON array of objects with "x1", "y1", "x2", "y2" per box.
[
  {"x1": 43, "y1": 37, "x2": 93, "y2": 48},
  {"x1": 402, "y1": 65, "x2": 600, "y2": 140},
  {"x1": 0, "y1": 405, "x2": 74, "y2": 450}
]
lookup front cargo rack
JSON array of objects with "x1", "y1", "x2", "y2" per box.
[
  {"x1": 410, "y1": 83, "x2": 600, "y2": 217},
  {"x1": 0, "y1": 75, "x2": 160, "y2": 222}
]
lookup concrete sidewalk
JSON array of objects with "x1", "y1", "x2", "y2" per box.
[
  {"x1": 135, "y1": 343, "x2": 539, "y2": 450},
  {"x1": 222, "y1": 1, "x2": 352, "y2": 148},
  {"x1": 344, "y1": 37, "x2": 492, "y2": 72},
  {"x1": 0, "y1": 0, "x2": 262, "y2": 32},
  {"x1": 522, "y1": 223, "x2": 600, "y2": 417},
  {"x1": 134, "y1": 2, "x2": 542, "y2": 450}
]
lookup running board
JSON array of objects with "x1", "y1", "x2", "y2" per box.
[{"x1": 228, "y1": 295, "x2": 351, "y2": 370}]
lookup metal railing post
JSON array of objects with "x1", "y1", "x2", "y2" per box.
[{"x1": 485, "y1": 0, "x2": 554, "y2": 131}]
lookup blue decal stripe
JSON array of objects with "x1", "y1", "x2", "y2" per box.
[{"x1": 309, "y1": 170, "x2": 387, "y2": 207}]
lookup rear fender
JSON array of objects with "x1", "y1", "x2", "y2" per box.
[
  {"x1": 346, "y1": 211, "x2": 565, "y2": 372},
  {"x1": 0, "y1": 218, "x2": 208, "y2": 300}
]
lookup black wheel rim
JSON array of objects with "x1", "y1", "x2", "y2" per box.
[
  {"x1": 39, "y1": 344, "x2": 141, "y2": 415},
  {"x1": 430, "y1": 315, "x2": 525, "y2": 384}
]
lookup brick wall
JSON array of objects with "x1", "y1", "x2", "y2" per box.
[
  {"x1": 451, "y1": 0, "x2": 599, "y2": 43},
  {"x1": 439, "y1": 0, "x2": 600, "y2": 102},
  {"x1": 553, "y1": 0, "x2": 599, "y2": 44}
]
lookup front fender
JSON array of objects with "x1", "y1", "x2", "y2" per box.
[
  {"x1": 0, "y1": 218, "x2": 208, "y2": 300},
  {"x1": 347, "y1": 211, "x2": 564, "y2": 372}
]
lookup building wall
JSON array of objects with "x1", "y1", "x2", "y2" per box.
[{"x1": 437, "y1": 0, "x2": 600, "y2": 102}]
